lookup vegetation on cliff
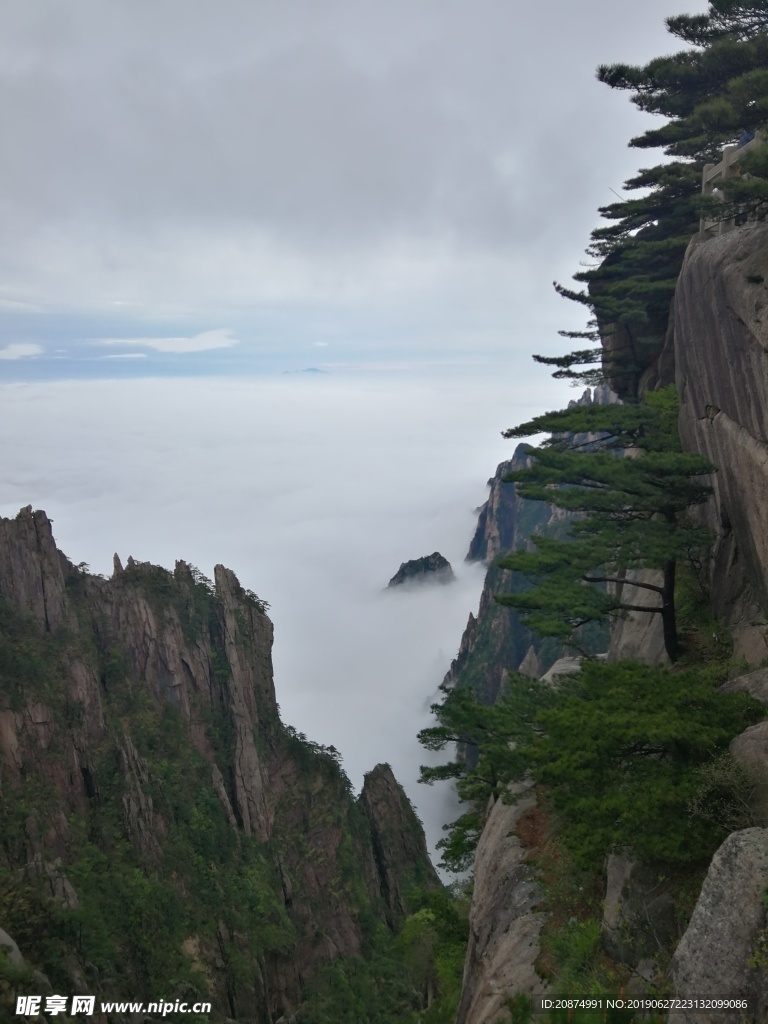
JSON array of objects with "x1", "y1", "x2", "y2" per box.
[
  {"x1": 498, "y1": 386, "x2": 713, "y2": 662},
  {"x1": 0, "y1": 511, "x2": 458, "y2": 1023},
  {"x1": 419, "y1": 4, "x2": 768, "y2": 1017},
  {"x1": 542, "y1": 0, "x2": 768, "y2": 397}
]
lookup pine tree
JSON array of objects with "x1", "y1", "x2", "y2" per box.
[
  {"x1": 541, "y1": 1, "x2": 768, "y2": 396},
  {"x1": 496, "y1": 389, "x2": 714, "y2": 662},
  {"x1": 417, "y1": 676, "x2": 556, "y2": 872}
]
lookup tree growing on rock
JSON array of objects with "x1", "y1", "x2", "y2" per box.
[
  {"x1": 540, "y1": 0, "x2": 768, "y2": 397},
  {"x1": 496, "y1": 388, "x2": 714, "y2": 663}
]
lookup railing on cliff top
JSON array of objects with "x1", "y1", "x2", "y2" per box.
[{"x1": 700, "y1": 130, "x2": 765, "y2": 236}]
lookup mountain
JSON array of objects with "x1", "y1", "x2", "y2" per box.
[
  {"x1": 446, "y1": 387, "x2": 615, "y2": 706},
  {"x1": 387, "y1": 552, "x2": 455, "y2": 587},
  {"x1": 450, "y1": 224, "x2": 768, "y2": 1024},
  {"x1": 0, "y1": 507, "x2": 437, "y2": 1021}
]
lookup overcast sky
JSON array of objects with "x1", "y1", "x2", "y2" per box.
[
  {"x1": 0, "y1": 2, "x2": 710, "y2": 861},
  {"x1": 0, "y1": 0, "x2": 707, "y2": 378}
]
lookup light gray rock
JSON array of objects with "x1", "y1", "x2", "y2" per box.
[
  {"x1": 540, "y1": 657, "x2": 583, "y2": 684},
  {"x1": 456, "y1": 782, "x2": 548, "y2": 1024},
  {"x1": 669, "y1": 828, "x2": 768, "y2": 1024},
  {"x1": 674, "y1": 224, "x2": 768, "y2": 663},
  {"x1": 0, "y1": 927, "x2": 25, "y2": 969},
  {"x1": 730, "y1": 722, "x2": 768, "y2": 826},
  {"x1": 720, "y1": 667, "x2": 768, "y2": 706},
  {"x1": 607, "y1": 569, "x2": 669, "y2": 666},
  {"x1": 518, "y1": 645, "x2": 542, "y2": 679}
]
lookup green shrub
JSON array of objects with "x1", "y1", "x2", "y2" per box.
[{"x1": 530, "y1": 661, "x2": 765, "y2": 866}]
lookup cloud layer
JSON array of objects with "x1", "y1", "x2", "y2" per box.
[
  {"x1": 0, "y1": 0, "x2": 707, "y2": 373},
  {"x1": 0, "y1": 367, "x2": 547, "y2": 861},
  {"x1": 97, "y1": 328, "x2": 239, "y2": 354}
]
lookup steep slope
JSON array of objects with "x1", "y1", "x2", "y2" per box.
[
  {"x1": 448, "y1": 387, "x2": 614, "y2": 703},
  {"x1": 451, "y1": 224, "x2": 768, "y2": 1020},
  {"x1": 359, "y1": 763, "x2": 441, "y2": 927},
  {"x1": 674, "y1": 221, "x2": 768, "y2": 663},
  {"x1": 0, "y1": 507, "x2": 437, "y2": 1021}
]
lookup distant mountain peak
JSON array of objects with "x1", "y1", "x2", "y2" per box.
[{"x1": 387, "y1": 552, "x2": 455, "y2": 587}]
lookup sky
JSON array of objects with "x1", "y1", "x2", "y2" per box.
[
  {"x1": 0, "y1": 1, "x2": 709, "y2": 861},
  {"x1": 0, "y1": 0, "x2": 707, "y2": 378}
]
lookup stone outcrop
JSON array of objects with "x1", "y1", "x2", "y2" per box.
[
  {"x1": 0, "y1": 927, "x2": 25, "y2": 969},
  {"x1": 720, "y1": 666, "x2": 768, "y2": 706},
  {"x1": 606, "y1": 569, "x2": 669, "y2": 666},
  {"x1": 669, "y1": 828, "x2": 768, "y2": 1024},
  {"x1": 0, "y1": 506, "x2": 69, "y2": 633},
  {"x1": 451, "y1": 387, "x2": 615, "y2": 705},
  {"x1": 720, "y1": 668, "x2": 768, "y2": 828},
  {"x1": 359, "y1": 763, "x2": 441, "y2": 927},
  {"x1": 456, "y1": 781, "x2": 547, "y2": 1024},
  {"x1": 0, "y1": 508, "x2": 437, "y2": 1021},
  {"x1": 466, "y1": 445, "x2": 538, "y2": 564},
  {"x1": 442, "y1": 564, "x2": 546, "y2": 706},
  {"x1": 729, "y1": 723, "x2": 768, "y2": 826},
  {"x1": 387, "y1": 552, "x2": 454, "y2": 586},
  {"x1": 539, "y1": 656, "x2": 583, "y2": 685},
  {"x1": 674, "y1": 223, "x2": 768, "y2": 663}
]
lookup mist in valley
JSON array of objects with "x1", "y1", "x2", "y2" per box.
[{"x1": 0, "y1": 367, "x2": 564, "y2": 863}]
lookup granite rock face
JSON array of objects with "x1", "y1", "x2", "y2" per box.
[
  {"x1": 606, "y1": 569, "x2": 669, "y2": 666},
  {"x1": 387, "y1": 552, "x2": 454, "y2": 586},
  {"x1": 359, "y1": 763, "x2": 441, "y2": 927},
  {"x1": 674, "y1": 224, "x2": 768, "y2": 663},
  {"x1": 669, "y1": 828, "x2": 768, "y2": 1024},
  {"x1": 466, "y1": 445, "x2": 538, "y2": 564},
  {"x1": 0, "y1": 508, "x2": 435, "y2": 1020},
  {"x1": 720, "y1": 666, "x2": 768, "y2": 706},
  {"x1": 729, "y1": 722, "x2": 768, "y2": 827},
  {"x1": 456, "y1": 782, "x2": 547, "y2": 1024},
  {"x1": 0, "y1": 506, "x2": 70, "y2": 633}
]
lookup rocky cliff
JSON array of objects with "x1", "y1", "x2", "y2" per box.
[
  {"x1": 0, "y1": 507, "x2": 437, "y2": 1021},
  {"x1": 451, "y1": 224, "x2": 768, "y2": 1022},
  {"x1": 674, "y1": 221, "x2": 768, "y2": 664},
  {"x1": 359, "y1": 763, "x2": 440, "y2": 928},
  {"x1": 387, "y1": 552, "x2": 455, "y2": 587},
  {"x1": 445, "y1": 444, "x2": 561, "y2": 704},
  {"x1": 448, "y1": 387, "x2": 614, "y2": 704},
  {"x1": 455, "y1": 782, "x2": 546, "y2": 1024}
]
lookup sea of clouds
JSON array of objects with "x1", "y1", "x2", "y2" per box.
[{"x1": 0, "y1": 367, "x2": 570, "y2": 863}]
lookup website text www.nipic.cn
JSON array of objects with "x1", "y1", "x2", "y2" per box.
[{"x1": 16, "y1": 995, "x2": 213, "y2": 1017}]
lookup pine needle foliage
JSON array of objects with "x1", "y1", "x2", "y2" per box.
[
  {"x1": 497, "y1": 388, "x2": 714, "y2": 662},
  {"x1": 541, "y1": 1, "x2": 768, "y2": 396},
  {"x1": 418, "y1": 676, "x2": 559, "y2": 873},
  {"x1": 530, "y1": 661, "x2": 764, "y2": 866}
]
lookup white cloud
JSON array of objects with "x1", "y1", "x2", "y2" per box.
[
  {"x1": 101, "y1": 352, "x2": 148, "y2": 359},
  {"x1": 0, "y1": 0, "x2": 708, "y2": 360},
  {"x1": 97, "y1": 328, "x2": 238, "y2": 354},
  {"x1": 313, "y1": 341, "x2": 329, "y2": 348},
  {"x1": 0, "y1": 342, "x2": 42, "y2": 360},
  {"x1": 0, "y1": 368, "x2": 554, "y2": 863}
]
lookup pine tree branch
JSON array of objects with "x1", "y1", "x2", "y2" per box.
[{"x1": 583, "y1": 574, "x2": 665, "y2": 595}]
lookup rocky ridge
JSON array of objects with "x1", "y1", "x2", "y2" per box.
[
  {"x1": 0, "y1": 507, "x2": 437, "y2": 1021},
  {"x1": 387, "y1": 552, "x2": 455, "y2": 587},
  {"x1": 447, "y1": 387, "x2": 615, "y2": 705},
  {"x1": 359, "y1": 763, "x2": 441, "y2": 928},
  {"x1": 453, "y1": 226, "x2": 768, "y2": 1022}
]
